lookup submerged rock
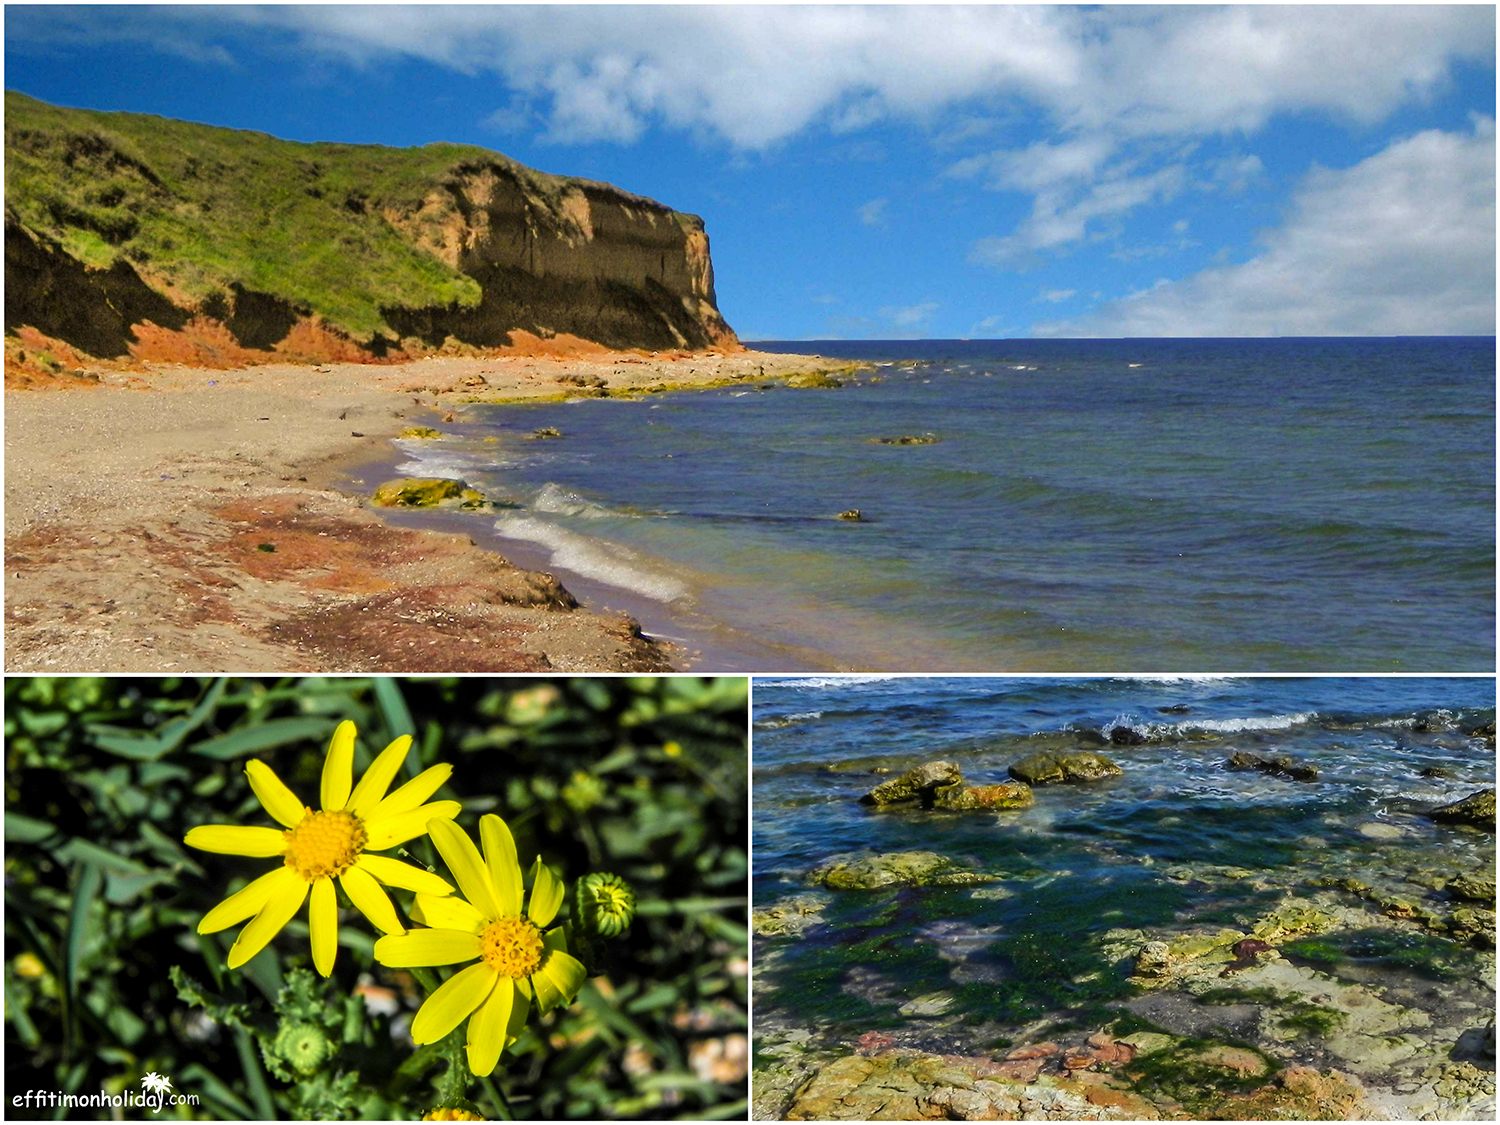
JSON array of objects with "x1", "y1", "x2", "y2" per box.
[
  {"x1": 932, "y1": 780, "x2": 1034, "y2": 810},
  {"x1": 752, "y1": 893, "x2": 832, "y2": 937},
  {"x1": 810, "y1": 850, "x2": 995, "y2": 890},
  {"x1": 1009, "y1": 749, "x2": 1122, "y2": 786},
  {"x1": 1430, "y1": 788, "x2": 1496, "y2": 829},
  {"x1": 1447, "y1": 871, "x2": 1496, "y2": 904},
  {"x1": 835, "y1": 508, "x2": 864, "y2": 521},
  {"x1": 1226, "y1": 750, "x2": 1319, "y2": 781},
  {"x1": 371, "y1": 477, "x2": 486, "y2": 509},
  {"x1": 872, "y1": 434, "x2": 940, "y2": 445},
  {"x1": 859, "y1": 760, "x2": 962, "y2": 806}
]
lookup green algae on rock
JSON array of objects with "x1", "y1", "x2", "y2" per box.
[
  {"x1": 809, "y1": 850, "x2": 998, "y2": 891},
  {"x1": 932, "y1": 781, "x2": 1034, "y2": 811},
  {"x1": 859, "y1": 760, "x2": 962, "y2": 806},
  {"x1": 371, "y1": 477, "x2": 486, "y2": 509},
  {"x1": 752, "y1": 893, "x2": 832, "y2": 938},
  {"x1": 1008, "y1": 749, "x2": 1123, "y2": 786},
  {"x1": 1430, "y1": 787, "x2": 1496, "y2": 829},
  {"x1": 398, "y1": 425, "x2": 443, "y2": 439}
]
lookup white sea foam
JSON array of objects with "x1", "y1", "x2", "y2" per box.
[
  {"x1": 393, "y1": 445, "x2": 503, "y2": 478},
  {"x1": 531, "y1": 482, "x2": 616, "y2": 520},
  {"x1": 1181, "y1": 712, "x2": 1317, "y2": 733},
  {"x1": 492, "y1": 515, "x2": 687, "y2": 601},
  {"x1": 757, "y1": 675, "x2": 904, "y2": 690}
]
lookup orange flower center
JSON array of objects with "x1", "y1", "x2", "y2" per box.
[
  {"x1": 480, "y1": 915, "x2": 544, "y2": 978},
  {"x1": 283, "y1": 809, "x2": 366, "y2": 881}
]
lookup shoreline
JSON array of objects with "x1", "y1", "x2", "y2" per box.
[{"x1": 4, "y1": 348, "x2": 849, "y2": 673}]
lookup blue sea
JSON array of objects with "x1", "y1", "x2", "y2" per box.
[
  {"x1": 390, "y1": 338, "x2": 1495, "y2": 671},
  {"x1": 750, "y1": 675, "x2": 1495, "y2": 1083}
]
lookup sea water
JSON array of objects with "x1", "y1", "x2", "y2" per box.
[
  {"x1": 751, "y1": 676, "x2": 1495, "y2": 1079},
  {"x1": 392, "y1": 338, "x2": 1494, "y2": 670}
]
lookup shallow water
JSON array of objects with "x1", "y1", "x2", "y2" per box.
[
  {"x1": 395, "y1": 337, "x2": 1494, "y2": 671},
  {"x1": 751, "y1": 677, "x2": 1495, "y2": 1089}
]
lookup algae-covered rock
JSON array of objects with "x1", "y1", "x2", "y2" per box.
[
  {"x1": 835, "y1": 508, "x2": 864, "y2": 521},
  {"x1": 1431, "y1": 788, "x2": 1496, "y2": 828},
  {"x1": 529, "y1": 427, "x2": 563, "y2": 439},
  {"x1": 859, "y1": 760, "x2": 962, "y2": 806},
  {"x1": 372, "y1": 477, "x2": 468, "y2": 507},
  {"x1": 1227, "y1": 750, "x2": 1319, "y2": 781},
  {"x1": 872, "y1": 434, "x2": 940, "y2": 445},
  {"x1": 1009, "y1": 749, "x2": 1122, "y2": 786},
  {"x1": 1447, "y1": 871, "x2": 1496, "y2": 904},
  {"x1": 399, "y1": 425, "x2": 443, "y2": 439},
  {"x1": 932, "y1": 780, "x2": 1034, "y2": 811},
  {"x1": 752, "y1": 893, "x2": 831, "y2": 938},
  {"x1": 810, "y1": 850, "x2": 993, "y2": 891}
]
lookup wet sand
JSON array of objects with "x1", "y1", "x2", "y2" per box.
[{"x1": 3, "y1": 348, "x2": 837, "y2": 672}]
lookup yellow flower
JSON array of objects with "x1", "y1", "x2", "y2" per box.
[
  {"x1": 185, "y1": 721, "x2": 460, "y2": 976},
  {"x1": 373, "y1": 814, "x2": 589, "y2": 1077}
]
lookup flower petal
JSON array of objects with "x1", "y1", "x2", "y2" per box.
[
  {"x1": 244, "y1": 760, "x2": 308, "y2": 829},
  {"x1": 410, "y1": 893, "x2": 487, "y2": 934},
  {"x1": 348, "y1": 735, "x2": 413, "y2": 818},
  {"x1": 527, "y1": 856, "x2": 564, "y2": 929},
  {"x1": 321, "y1": 720, "x2": 356, "y2": 812},
  {"x1": 480, "y1": 815, "x2": 523, "y2": 917},
  {"x1": 227, "y1": 876, "x2": 309, "y2": 968},
  {"x1": 373, "y1": 927, "x2": 482, "y2": 968},
  {"x1": 184, "y1": 825, "x2": 288, "y2": 858},
  {"x1": 426, "y1": 819, "x2": 500, "y2": 918},
  {"x1": 198, "y1": 866, "x2": 299, "y2": 934},
  {"x1": 365, "y1": 802, "x2": 463, "y2": 851},
  {"x1": 506, "y1": 978, "x2": 531, "y2": 1044},
  {"x1": 537, "y1": 929, "x2": 588, "y2": 1013},
  {"x1": 466, "y1": 976, "x2": 515, "y2": 1077},
  {"x1": 369, "y1": 763, "x2": 453, "y2": 823},
  {"x1": 309, "y1": 877, "x2": 338, "y2": 976},
  {"x1": 355, "y1": 854, "x2": 454, "y2": 896},
  {"x1": 410, "y1": 963, "x2": 497, "y2": 1045},
  {"x1": 339, "y1": 864, "x2": 405, "y2": 935}
]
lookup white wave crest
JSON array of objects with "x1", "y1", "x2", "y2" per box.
[
  {"x1": 492, "y1": 515, "x2": 687, "y2": 602},
  {"x1": 531, "y1": 481, "x2": 616, "y2": 520},
  {"x1": 756, "y1": 675, "x2": 904, "y2": 690}
]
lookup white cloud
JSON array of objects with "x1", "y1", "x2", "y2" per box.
[
  {"x1": 881, "y1": 301, "x2": 940, "y2": 331},
  {"x1": 972, "y1": 162, "x2": 1188, "y2": 264},
  {"x1": 1039, "y1": 288, "x2": 1077, "y2": 304},
  {"x1": 39, "y1": 6, "x2": 1488, "y2": 149},
  {"x1": 857, "y1": 198, "x2": 889, "y2": 227},
  {"x1": 1035, "y1": 120, "x2": 1496, "y2": 337}
]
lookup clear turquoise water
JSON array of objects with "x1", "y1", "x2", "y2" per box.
[
  {"x1": 396, "y1": 338, "x2": 1494, "y2": 671},
  {"x1": 751, "y1": 676, "x2": 1495, "y2": 1039}
]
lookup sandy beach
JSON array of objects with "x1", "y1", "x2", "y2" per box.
[{"x1": 4, "y1": 347, "x2": 838, "y2": 672}]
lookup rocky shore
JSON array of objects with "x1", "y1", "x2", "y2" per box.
[
  {"x1": 4, "y1": 346, "x2": 846, "y2": 671},
  {"x1": 753, "y1": 738, "x2": 1496, "y2": 1121}
]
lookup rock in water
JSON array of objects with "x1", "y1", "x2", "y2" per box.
[
  {"x1": 809, "y1": 850, "x2": 994, "y2": 890},
  {"x1": 1226, "y1": 750, "x2": 1319, "y2": 781},
  {"x1": 371, "y1": 478, "x2": 485, "y2": 508},
  {"x1": 1008, "y1": 750, "x2": 1122, "y2": 785},
  {"x1": 858, "y1": 760, "x2": 963, "y2": 806},
  {"x1": 932, "y1": 781, "x2": 1034, "y2": 810},
  {"x1": 1430, "y1": 788, "x2": 1496, "y2": 829}
]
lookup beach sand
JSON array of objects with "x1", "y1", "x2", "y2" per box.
[{"x1": 4, "y1": 347, "x2": 835, "y2": 672}]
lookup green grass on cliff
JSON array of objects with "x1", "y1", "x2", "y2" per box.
[{"x1": 3, "y1": 92, "x2": 559, "y2": 341}]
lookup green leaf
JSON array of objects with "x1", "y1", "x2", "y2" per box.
[
  {"x1": 190, "y1": 715, "x2": 335, "y2": 760},
  {"x1": 4, "y1": 812, "x2": 55, "y2": 843},
  {"x1": 234, "y1": 1025, "x2": 276, "y2": 1120},
  {"x1": 66, "y1": 861, "x2": 103, "y2": 999},
  {"x1": 178, "y1": 1063, "x2": 254, "y2": 1120},
  {"x1": 53, "y1": 837, "x2": 151, "y2": 875},
  {"x1": 85, "y1": 676, "x2": 229, "y2": 760}
]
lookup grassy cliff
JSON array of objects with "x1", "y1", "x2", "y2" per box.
[{"x1": 4, "y1": 92, "x2": 733, "y2": 356}]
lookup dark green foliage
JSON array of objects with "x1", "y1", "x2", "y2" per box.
[{"x1": 5, "y1": 676, "x2": 748, "y2": 1120}]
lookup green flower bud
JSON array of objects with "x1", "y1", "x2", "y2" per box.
[
  {"x1": 574, "y1": 873, "x2": 636, "y2": 938},
  {"x1": 274, "y1": 1020, "x2": 332, "y2": 1075}
]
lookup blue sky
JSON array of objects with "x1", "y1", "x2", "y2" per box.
[{"x1": 5, "y1": 5, "x2": 1495, "y2": 339}]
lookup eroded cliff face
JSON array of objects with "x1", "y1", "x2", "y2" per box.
[
  {"x1": 4, "y1": 94, "x2": 739, "y2": 364},
  {"x1": 379, "y1": 164, "x2": 737, "y2": 352}
]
